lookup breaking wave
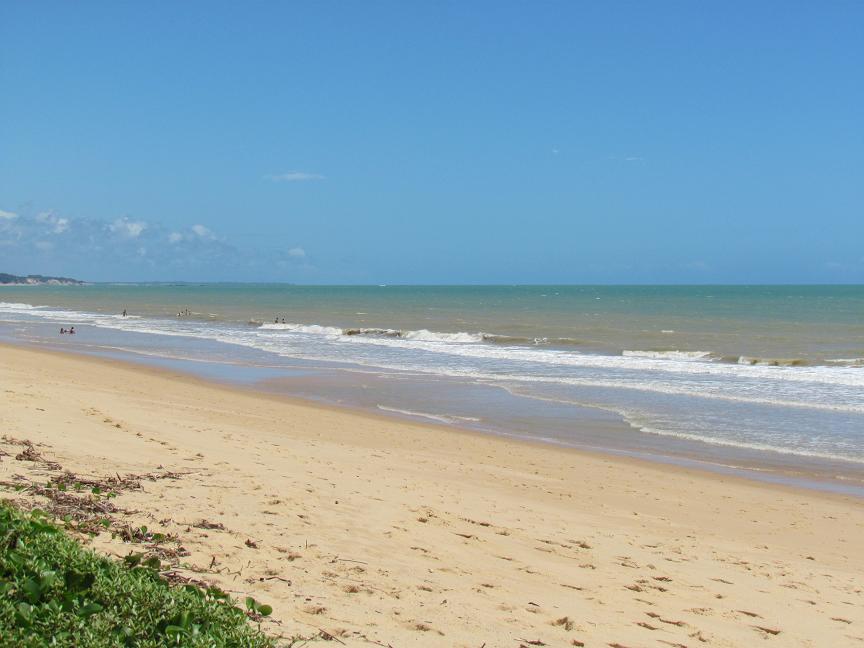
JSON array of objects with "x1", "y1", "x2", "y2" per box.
[
  {"x1": 827, "y1": 358, "x2": 864, "y2": 367},
  {"x1": 259, "y1": 322, "x2": 344, "y2": 336},
  {"x1": 737, "y1": 356, "x2": 809, "y2": 367},
  {"x1": 260, "y1": 322, "x2": 487, "y2": 343}
]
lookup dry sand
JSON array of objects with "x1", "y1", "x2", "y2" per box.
[{"x1": 1, "y1": 343, "x2": 862, "y2": 647}]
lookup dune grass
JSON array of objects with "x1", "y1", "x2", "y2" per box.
[{"x1": 0, "y1": 501, "x2": 278, "y2": 647}]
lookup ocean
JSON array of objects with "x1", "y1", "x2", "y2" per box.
[{"x1": 2, "y1": 284, "x2": 863, "y2": 493}]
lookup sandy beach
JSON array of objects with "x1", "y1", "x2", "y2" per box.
[{"x1": 1, "y1": 343, "x2": 862, "y2": 647}]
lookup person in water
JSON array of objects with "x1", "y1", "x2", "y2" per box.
[
  {"x1": 122, "y1": 309, "x2": 127, "y2": 317},
  {"x1": 60, "y1": 328, "x2": 66, "y2": 334},
  {"x1": 69, "y1": 326, "x2": 75, "y2": 335}
]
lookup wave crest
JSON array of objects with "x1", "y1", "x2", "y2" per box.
[
  {"x1": 401, "y1": 329, "x2": 484, "y2": 343},
  {"x1": 259, "y1": 322, "x2": 489, "y2": 344},
  {"x1": 827, "y1": 358, "x2": 864, "y2": 367},
  {"x1": 737, "y1": 356, "x2": 809, "y2": 367},
  {"x1": 259, "y1": 322, "x2": 343, "y2": 336}
]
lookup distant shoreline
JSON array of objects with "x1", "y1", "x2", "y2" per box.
[
  {"x1": 0, "y1": 283, "x2": 86, "y2": 287},
  {"x1": 0, "y1": 272, "x2": 84, "y2": 286}
]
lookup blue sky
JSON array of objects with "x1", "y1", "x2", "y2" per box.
[{"x1": 1, "y1": 1, "x2": 862, "y2": 283}]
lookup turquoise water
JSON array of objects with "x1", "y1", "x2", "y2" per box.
[{"x1": 2, "y1": 284, "x2": 863, "y2": 491}]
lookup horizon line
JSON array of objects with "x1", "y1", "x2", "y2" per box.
[{"x1": 4, "y1": 281, "x2": 864, "y2": 288}]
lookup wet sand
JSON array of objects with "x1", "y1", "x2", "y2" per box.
[{"x1": 1, "y1": 343, "x2": 862, "y2": 646}]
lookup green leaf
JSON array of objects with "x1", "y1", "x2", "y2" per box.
[
  {"x1": 256, "y1": 604, "x2": 273, "y2": 617},
  {"x1": 245, "y1": 596, "x2": 256, "y2": 610},
  {"x1": 123, "y1": 552, "x2": 143, "y2": 567},
  {"x1": 61, "y1": 591, "x2": 77, "y2": 612},
  {"x1": 15, "y1": 602, "x2": 33, "y2": 626},
  {"x1": 183, "y1": 584, "x2": 203, "y2": 598},
  {"x1": 208, "y1": 586, "x2": 229, "y2": 600},
  {"x1": 78, "y1": 601, "x2": 103, "y2": 617},
  {"x1": 32, "y1": 521, "x2": 59, "y2": 534},
  {"x1": 40, "y1": 569, "x2": 58, "y2": 589},
  {"x1": 65, "y1": 569, "x2": 96, "y2": 592},
  {"x1": 23, "y1": 578, "x2": 42, "y2": 603}
]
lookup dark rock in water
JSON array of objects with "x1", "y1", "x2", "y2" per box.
[{"x1": 0, "y1": 273, "x2": 85, "y2": 285}]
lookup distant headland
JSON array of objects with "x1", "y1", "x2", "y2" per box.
[{"x1": 0, "y1": 273, "x2": 84, "y2": 286}]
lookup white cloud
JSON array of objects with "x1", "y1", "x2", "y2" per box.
[
  {"x1": 32, "y1": 210, "x2": 71, "y2": 234},
  {"x1": 191, "y1": 224, "x2": 214, "y2": 239},
  {"x1": 110, "y1": 217, "x2": 147, "y2": 238},
  {"x1": 0, "y1": 206, "x2": 311, "y2": 280},
  {"x1": 52, "y1": 217, "x2": 69, "y2": 234},
  {"x1": 265, "y1": 171, "x2": 325, "y2": 182},
  {"x1": 607, "y1": 155, "x2": 645, "y2": 162},
  {"x1": 0, "y1": 209, "x2": 17, "y2": 220}
]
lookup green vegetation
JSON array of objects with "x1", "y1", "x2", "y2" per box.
[{"x1": 0, "y1": 502, "x2": 277, "y2": 647}]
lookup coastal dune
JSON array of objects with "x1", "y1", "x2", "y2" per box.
[{"x1": 1, "y1": 344, "x2": 862, "y2": 646}]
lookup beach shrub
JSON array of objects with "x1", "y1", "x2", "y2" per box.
[{"x1": 0, "y1": 502, "x2": 278, "y2": 647}]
